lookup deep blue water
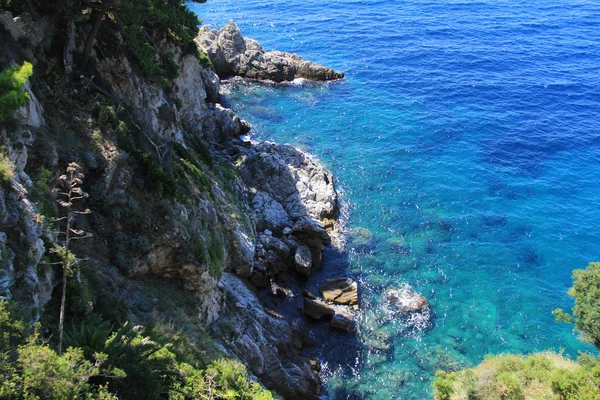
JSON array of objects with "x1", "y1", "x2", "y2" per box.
[{"x1": 190, "y1": 1, "x2": 600, "y2": 398}]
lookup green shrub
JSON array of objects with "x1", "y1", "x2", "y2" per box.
[
  {"x1": 432, "y1": 371, "x2": 455, "y2": 400},
  {"x1": 120, "y1": 0, "x2": 202, "y2": 86},
  {"x1": 0, "y1": 151, "x2": 15, "y2": 183},
  {"x1": 554, "y1": 262, "x2": 600, "y2": 348},
  {"x1": 0, "y1": 62, "x2": 32, "y2": 128},
  {"x1": 101, "y1": 322, "x2": 181, "y2": 399},
  {"x1": 64, "y1": 314, "x2": 113, "y2": 360},
  {"x1": 432, "y1": 352, "x2": 582, "y2": 400},
  {"x1": 208, "y1": 238, "x2": 224, "y2": 278},
  {"x1": 173, "y1": 359, "x2": 274, "y2": 400}
]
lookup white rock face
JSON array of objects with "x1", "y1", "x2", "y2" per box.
[
  {"x1": 241, "y1": 142, "x2": 338, "y2": 234},
  {"x1": 218, "y1": 273, "x2": 321, "y2": 399},
  {"x1": 197, "y1": 21, "x2": 344, "y2": 82}
]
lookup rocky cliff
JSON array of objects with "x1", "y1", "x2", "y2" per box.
[
  {"x1": 0, "y1": 8, "x2": 345, "y2": 399},
  {"x1": 197, "y1": 21, "x2": 345, "y2": 82}
]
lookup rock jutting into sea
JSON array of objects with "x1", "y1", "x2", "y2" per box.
[
  {"x1": 196, "y1": 20, "x2": 345, "y2": 82},
  {"x1": 0, "y1": 10, "x2": 350, "y2": 399}
]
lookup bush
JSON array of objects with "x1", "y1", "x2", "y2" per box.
[
  {"x1": 553, "y1": 262, "x2": 600, "y2": 348},
  {"x1": 0, "y1": 62, "x2": 33, "y2": 128},
  {"x1": 0, "y1": 301, "x2": 112, "y2": 399},
  {"x1": 432, "y1": 352, "x2": 582, "y2": 400},
  {"x1": 120, "y1": 0, "x2": 202, "y2": 86},
  {"x1": 0, "y1": 151, "x2": 15, "y2": 183},
  {"x1": 173, "y1": 359, "x2": 274, "y2": 400},
  {"x1": 432, "y1": 371, "x2": 455, "y2": 400},
  {"x1": 101, "y1": 323, "x2": 181, "y2": 399}
]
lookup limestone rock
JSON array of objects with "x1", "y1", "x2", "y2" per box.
[
  {"x1": 218, "y1": 273, "x2": 321, "y2": 399},
  {"x1": 331, "y1": 311, "x2": 353, "y2": 332},
  {"x1": 381, "y1": 285, "x2": 432, "y2": 331},
  {"x1": 320, "y1": 278, "x2": 358, "y2": 305},
  {"x1": 384, "y1": 287, "x2": 430, "y2": 315},
  {"x1": 241, "y1": 142, "x2": 338, "y2": 230},
  {"x1": 303, "y1": 297, "x2": 335, "y2": 320},
  {"x1": 295, "y1": 244, "x2": 312, "y2": 276},
  {"x1": 197, "y1": 21, "x2": 344, "y2": 82}
]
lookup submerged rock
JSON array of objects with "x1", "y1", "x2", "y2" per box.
[
  {"x1": 197, "y1": 21, "x2": 344, "y2": 82},
  {"x1": 320, "y1": 278, "x2": 358, "y2": 306},
  {"x1": 381, "y1": 285, "x2": 432, "y2": 331}
]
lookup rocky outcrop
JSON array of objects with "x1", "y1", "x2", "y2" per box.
[
  {"x1": 241, "y1": 142, "x2": 338, "y2": 232},
  {"x1": 0, "y1": 10, "x2": 349, "y2": 398},
  {"x1": 320, "y1": 278, "x2": 358, "y2": 306},
  {"x1": 294, "y1": 244, "x2": 312, "y2": 276},
  {"x1": 241, "y1": 141, "x2": 340, "y2": 289},
  {"x1": 196, "y1": 21, "x2": 344, "y2": 82},
  {"x1": 0, "y1": 182, "x2": 53, "y2": 322},
  {"x1": 217, "y1": 273, "x2": 321, "y2": 399},
  {"x1": 303, "y1": 296, "x2": 335, "y2": 320},
  {"x1": 381, "y1": 286, "x2": 432, "y2": 330}
]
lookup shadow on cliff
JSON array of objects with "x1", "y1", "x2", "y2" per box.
[{"x1": 236, "y1": 141, "x2": 364, "y2": 384}]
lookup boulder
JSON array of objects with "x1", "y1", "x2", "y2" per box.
[
  {"x1": 197, "y1": 21, "x2": 344, "y2": 82},
  {"x1": 294, "y1": 244, "x2": 312, "y2": 276},
  {"x1": 319, "y1": 278, "x2": 358, "y2": 305},
  {"x1": 330, "y1": 311, "x2": 353, "y2": 332},
  {"x1": 303, "y1": 297, "x2": 335, "y2": 320},
  {"x1": 383, "y1": 287, "x2": 430, "y2": 315},
  {"x1": 381, "y1": 285, "x2": 432, "y2": 331}
]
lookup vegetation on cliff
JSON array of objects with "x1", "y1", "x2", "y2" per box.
[
  {"x1": 0, "y1": 301, "x2": 274, "y2": 399},
  {"x1": 433, "y1": 262, "x2": 600, "y2": 400},
  {"x1": 0, "y1": 61, "x2": 32, "y2": 129},
  {"x1": 0, "y1": 0, "x2": 274, "y2": 398}
]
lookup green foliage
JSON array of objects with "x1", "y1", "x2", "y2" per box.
[
  {"x1": 16, "y1": 344, "x2": 102, "y2": 399},
  {"x1": 0, "y1": 150, "x2": 15, "y2": 183},
  {"x1": 554, "y1": 262, "x2": 600, "y2": 348},
  {"x1": 102, "y1": 322, "x2": 180, "y2": 399},
  {"x1": 1, "y1": 302, "x2": 274, "y2": 399},
  {"x1": 208, "y1": 237, "x2": 224, "y2": 278},
  {"x1": 550, "y1": 363, "x2": 600, "y2": 400},
  {"x1": 172, "y1": 359, "x2": 274, "y2": 400},
  {"x1": 432, "y1": 371, "x2": 455, "y2": 400},
  {"x1": 431, "y1": 352, "x2": 600, "y2": 400},
  {"x1": 0, "y1": 301, "x2": 110, "y2": 399},
  {"x1": 0, "y1": 62, "x2": 32, "y2": 128},
  {"x1": 120, "y1": 0, "x2": 202, "y2": 85},
  {"x1": 179, "y1": 158, "x2": 212, "y2": 193},
  {"x1": 64, "y1": 314, "x2": 113, "y2": 359}
]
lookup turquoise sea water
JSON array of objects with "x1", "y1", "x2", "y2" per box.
[{"x1": 190, "y1": 1, "x2": 600, "y2": 398}]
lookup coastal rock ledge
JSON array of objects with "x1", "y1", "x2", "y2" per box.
[{"x1": 196, "y1": 20, "x2": 344, "y2": 82}]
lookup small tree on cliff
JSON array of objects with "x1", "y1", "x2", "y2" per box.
[
  {"x1": 53, "y1": 162, "x2": 91, "y2": 355},
  {"x1": 553, "y1": 261, "x2": 600, "y2": 348}
]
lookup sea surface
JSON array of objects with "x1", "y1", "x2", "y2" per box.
[{"x1": 189, "y1": 1, "x2": 600, "y2": 398}]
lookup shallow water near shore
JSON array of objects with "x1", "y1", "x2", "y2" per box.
[{"x1": 191, "y1": 1, "x2": 600, "y2": 398}]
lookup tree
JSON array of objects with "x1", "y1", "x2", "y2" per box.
[
  {"x1": 0, "y1": 62, "x2": 33, "y2": 128},
  {"x1": 53, "y1": 162, "x2": 91, "y2": 355},
  {"x1": 553, "y1": 262, "x2": 600, "y2": 348}
]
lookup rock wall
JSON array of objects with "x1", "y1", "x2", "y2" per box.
[
  {"x1": 197, "y1": 21, "x2": 344, "y2": 82},
  {"x1": 0, "y1": 11, "x2": 344, "y2": 399}
]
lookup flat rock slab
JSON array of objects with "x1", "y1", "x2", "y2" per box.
[
  {"x1": 319, "y1": 278, "x2": 358, "y2": 305},
  {"x1": 330, "y1": 311, "x2": 353, "y2": 332},
  {"x1": 303, "y1": 297, "x2": 335, "y2": 320}
]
